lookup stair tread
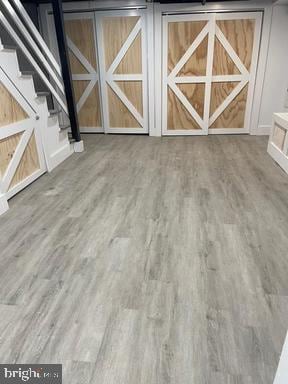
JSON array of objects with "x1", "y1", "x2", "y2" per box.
[
  {"x1": 49, "y1": 109, "x2": 61, "y2": 116},
  {"x1": 59, "y1": 124, "x2": 70, "y2": 130},
  {"x1": 2, "y1": 44, "x2": 17, "y2": 50},
  {"x1": 20, "y1": 70, "x2": 34, "y2": 76},
  {"x1": 36, "y1": 91, "x2": 50, "y2": 97}
]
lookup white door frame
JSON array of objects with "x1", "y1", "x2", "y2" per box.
[
  {"x1": 161, "y1": 11, "x2": 262, "y2": 136},
  {"x1": 95, "y1": 9, "x2": 149, "y2": 134}
]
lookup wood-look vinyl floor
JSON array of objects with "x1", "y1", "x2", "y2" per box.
[{"x1": 1, "y1": 134, "x2": 288, "y2": 384}]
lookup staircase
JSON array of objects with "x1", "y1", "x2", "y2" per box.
[
  {"x1": 0, "y1": 0, "x2": 81, "y2": 216},
  {"x1": 1, "y1": 25, "x2": 60, "y2": 116}
]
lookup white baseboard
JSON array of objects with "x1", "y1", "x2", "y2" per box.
[
  {"x1": 0, "y1": 194, "x2": 9, "y2": 216},
  {"x1": 47, "y1": 142, "x2": 73, "y2": 172},
  {"x1": 256, "y1": 125, "x2": 272, "y2": 136},
  {"x1": 80, "y1": 127, "x2": 103, "y2": 133},
  {"x1": 273, "y1": 331, "x2": 288, "y2": 384}
]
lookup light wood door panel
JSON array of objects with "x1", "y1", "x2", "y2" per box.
[
  {"x1": 178, "y1": 36, "x2": 208, "y2": 77},
  {"x1": 163, "y1": 15, "x2": 211, "y2": 135},
  {"x1": 10, "y1": 132, "x2": 40, "y2": 189},
  {"x1": 114, "y1": 33, "x2": 142, "y2": 74},
  {"x1": 168, "y1": 87, "x2": 201, "y2": 130},
  {"x1": 107, "y1": 85, "x2": 141, "y2": 128},
  {"x1": 178, "y1": 83, "x2": 205, "y2": 119},
  {"x1": 168, "y1": 20, "x2": 208, "y2": 74},
  {"x1": 0, "y1": 129, "x2": 40, "y2": 190},
  {"x1": 73, "y1": 81, "x2": 102, "y2": 127},
  {"x1": 212, "y1": 38, "x2": 241, "y2": 75},
  {"x1": 209, "y1": 13, "x2": 260, "y2": 133},
  {"x1": 210, "y1": 84, "x2": 248, "y2": 129},
  {"x1": 102, "y1": 16, "x2": 142, "y2": 74},
  {"x1": 65, "y1": 14, "x2": 103, "y2": 133},
  {"x1": 97, "y1": 11, "x2": 148, "y2": 134},
  {"x1": 0, "y1": 83, "x2": 28, "y2": 127},
  {"x1": 210, "y1": 82, "x2": 240, "y2": 116},
  {"x1": 65, "y1": 19, "x2": 97, "y2": 70},
  {"x1": 162, "y1": 12, "x2": 262, "y2": 135},
  {"x1": 216, "y1": 19, "x2": 255, "y2": 72},
  {"x1": 103, "y1": 16, "x2": 139, "y2": 70},
  {"x1": 116, "y1": 81, "x2": 143, "y2": 115},
  {"x1": 68, "y1": 51, "x2": 89, "y2": 75},
  {"x1": 0, "y1": 132, "x2": 23, "y2": 178}
]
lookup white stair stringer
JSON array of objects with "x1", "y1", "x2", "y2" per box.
[
  {"x1": 34, "y1": 95, "x2": 72, "y2": 172},
  {"x1": 0, "y1": 43, "x2": 73, "y2": 174}
]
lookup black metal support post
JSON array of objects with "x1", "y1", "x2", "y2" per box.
[{"x1": 51, "y1": 0, "x2": 81, "y2": 142}]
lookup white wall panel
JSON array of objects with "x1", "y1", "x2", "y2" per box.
[{"x1": 258, "y1": 5, "x2": 288, "y2": 135}]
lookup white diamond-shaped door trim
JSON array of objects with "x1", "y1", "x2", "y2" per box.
[{"x1": 162, "y1": 12, "x2": 262, "y2": 135}]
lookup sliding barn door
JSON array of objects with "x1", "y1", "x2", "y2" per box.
[
  {"x1": 64, "y1": 13, "x2": 103, "y2": 133},
  {"x1": 162, "y1": 12, "x2": 261, "y2": 135},
  {"x1": 0, "y1": 70, "x2": 46, "y2": 200},
  {"x1": 163, "y1": 14, "x2": 213, "y2": 135},
  {"x1": 96, "y1": 10, "x2": 148, "y2": 134},
  {"x1": 209, "y1": 13, "x2": 261, "y2": 134}
]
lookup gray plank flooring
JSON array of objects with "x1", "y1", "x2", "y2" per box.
[{"x1": 0, "y1": 134, "x2": 288, "y2": 384}]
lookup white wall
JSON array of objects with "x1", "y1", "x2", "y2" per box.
[
  {"x1": 258, "y1": 4, "x2": 288, "y2": 134},
  {"x1": 274, "y1": 332, "x2": 288, "y2": 384}
]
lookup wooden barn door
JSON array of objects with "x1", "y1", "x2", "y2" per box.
[
  {"x1": 162, "y1": 12, "x2": 262, "y2": 135},
  {"x1": 96, "y1": 10, "x2": 148, "y2": 134},
  {"x1": 162, "y1": 14, "x2": 213, "y2": 135},
  {"x1": 0, "y1": 69, "x2": 46, "y2": 200},
  {"x1": 64, "y1": 13, "x2": 103, "y2": 133},
  {"x1": 209, "y1": 12, "x2": 261, "y2": 134}
]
